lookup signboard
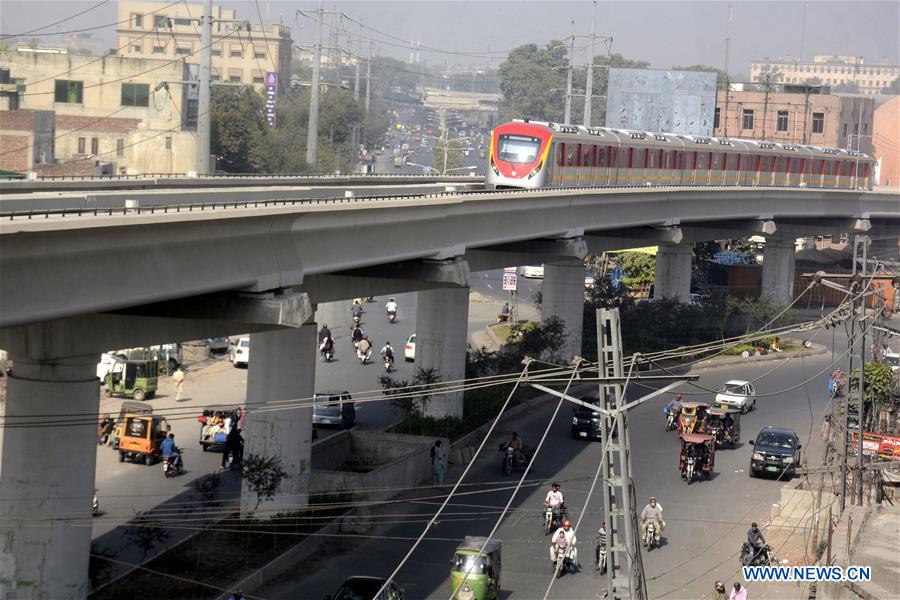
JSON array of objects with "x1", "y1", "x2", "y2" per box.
[
  {"x1": 851, "y1": 432, "x2": 900, "y2": 460},
  {"x1": 264, "y1": 71, "x2": 277, "y2": 128},
  {"x1": 502, "y1": 267, "x2": 517, "y2": 291},
  {"x1": 714, "y1": 250, "x2": 755, "y2": 266}
]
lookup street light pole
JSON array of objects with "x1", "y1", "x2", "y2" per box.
[
  {"x1": 583, "y1": 1, "x2": 597, "y2": 127},
  {"x1": 196, "y1": 0, "x2": 212, "y2": 174},
  {"x1": 564, "y1": 26, "x2": 575, "y2": 126},
  {"x1": 305, "y1": 1, "x2": 324, "y2": 167}
]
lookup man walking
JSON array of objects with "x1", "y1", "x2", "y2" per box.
[
  {"x1": 431, "y1": 440, "x2": 445, "y2": 486},
  {"x1": 171, "y1": 366, "x2": 185, "y2": 402}
]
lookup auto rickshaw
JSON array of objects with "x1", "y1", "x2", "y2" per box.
[
  {"x1": 118, "y1": 413, "x2": 170, "y2": 465},
  {"x1": 704, "y1": 407, "x2": 741, "y2": 448},
  {"x1": 678, "y1": 433, "x2": 716, "y2": 484},
  {"x1": 104, "y1": 359, "x2": 158, "y2": 401},
  {"x1": 110, "y1": 400, "x2": 153, "y2": 449},
  {"x1": 198, "y1": 406, "x2": 242, "y2": 451},
  {"x1": 450, "y1": 536, "x2": 501, "y2": 600},
  {"x1": 678, "y1": 402, "x2": 710, "y2": 434}
]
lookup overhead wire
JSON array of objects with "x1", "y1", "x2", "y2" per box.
[{"x1": 0, "y1": 0, "x2": 183, "y2": 40}]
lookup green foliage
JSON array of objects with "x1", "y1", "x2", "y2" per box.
[
  {"x1": 833, "y1": 82, "x2": 860, "y2": 93},
  {"x1": 433, "y1": 137, "x2": 465, "y2": 173},
  {"x1": 379, "y1": 366, "x2": 443, "y2": 416},
  {"x1": 850, "y1": 362, "x2": 895, "y2": 411},
  {"x1": 126, "y1": 511, "x2": 172, "y2": 563},
  {"x1": 617, "y1": 251, "x2": 656, "y2": 286},
  {"x1": 241, "y1": 455, "x2": 289, "y2": 510},
  {"x1": 210, "y1": 87, "x2": 268, "y2": 173},
  {"x1": 671, "y1": 64, "x2": 731, "y2": 89}
]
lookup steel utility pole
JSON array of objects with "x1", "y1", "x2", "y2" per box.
[
  {"x1": 365, "y1": 41, "x2": 373, "y2": 113},
  {"x1": 305, "y1": 1, "x2": 325, "y2": 167},
  {"x1": 598, "y1": 308, "x2": 644, "y2": 600},
  {"x1": 855, "y1": 237, "x2": 868, "y2": 506},
  {"x1": 564, "y1": 26, "x2": 575, "y2": 126},
  {"x1": 583, "y1": 1, "x2": 597, "y2": 127},
  {"x1": 440, "y1": 108, "x2": 449, "y2": 174},
  {"x1": 196, "y1": 0, "x2": 213, "y2": 174}
]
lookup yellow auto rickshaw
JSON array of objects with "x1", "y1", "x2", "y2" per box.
[
  {"x1": 678, "y1": 402, "x2": 710, "y2": 434},
  {"x1": 118, "y1": 413, "x2": 170, "y2": 465}
]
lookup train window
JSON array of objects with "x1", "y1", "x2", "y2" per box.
[
  {"x1": 632, "y1": 148, "x2": 646, "y2": 168},
  {"x1": 696, "y1": 152, "x2": 708, "y2": 170},
  {"x1": 648, "y1": 149, "x2": 658, "y2": 169},
  {"x1": 789, "y1": 158, "x2": 802, "y2": 174},
  {"x1": 759, "y1": 156, "x2": 773, "y2": 172},
  {"x1": 618, "y1": 148, "x2": 629, "y2": 168},
  {"x1": 861, "y1": 163, "x2": 871, "y2": 177},
  {"x1": 841, "y1": 161, "x2": 853, "y2": 177},
  {"x1": 740, "y1": 155, "x2": 757, "y2": 171},
  {"x1": 726, "y1": 154, "x2": 739, "y2": 171},
  {"x1": 682, "y1": 151, "x2": 696, "y2": 169},
  {"x1": 497, "y1": 134, "x2": 542, "y2": 164},
  {"x1": 566, "y1": 144, "x2": 578, "y2": 167},
  {"x1": 776, "y1": 157, "x2": 787, "y2": 173},
  {"x1": 663, "y1": 151, "x2": 674, "y2": 169},
  {"x1": 833, "y1": 160, "x2": 842, "y2": 176},
  {"x1": 596, "y1": 146, "x2": 609, "y2": 168},
  {"x1": 557, "y1": 144, "x2": 566, "y2": 167},
  {"x1": 609, "y1": 147, "x2": 619, "y2": 167},
  {"x1": 582, "y1": 145, "x2": 595, "y2": 167}
]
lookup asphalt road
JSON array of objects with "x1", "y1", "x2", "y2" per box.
[{"x1": 256, "y1": 326, "x2": 848, "y2": 600}]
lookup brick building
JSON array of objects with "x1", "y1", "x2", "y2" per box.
[
  {"x1": 0, "y1": 48, "x2": 196, "y2": 174},
  {"x1": 116, "y1": 0, "x2": 291, "y2": 92},
  {"x1": 714, "y1": 86, "x2": 874, "y2": 154},
  {"x1": 873, "y1": 96, "x2": 900, "y2": 187}
]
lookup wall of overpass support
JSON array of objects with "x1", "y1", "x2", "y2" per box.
[
  {"x1": 653, "y1": 243, "x2": 693, "y2": 303},
  {"x1": 761, "y1": 237, "x2": 798, "y2": 306},
  {"x1": 0, "y1": 354, "x2": 99, "y2": 599},
  {"x1": 241, "y1": 324, "x2": 317, "y2": 514},
  {"x1": 541, "y1": 263, "x2": 586, "y2": 361},
  {"x1": 414, "y1": 287, "x2": 469, "y2": 418}
]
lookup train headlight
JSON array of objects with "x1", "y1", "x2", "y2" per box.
[
  {"x1": 527, "y1": 161, "x2": 543, "y2": 179},
  {"x1": 490, "y1": 154, "x2": 500, "y2": 176}
]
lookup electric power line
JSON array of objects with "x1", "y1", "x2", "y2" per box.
[{"x1": 0, "y1": 0, "x2": 182, "y2": 40}]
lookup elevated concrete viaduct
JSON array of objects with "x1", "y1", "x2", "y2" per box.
[{"x1": 0, "y1": 185, "x2": 897, "y2": 598}]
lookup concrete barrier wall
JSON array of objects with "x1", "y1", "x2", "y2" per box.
[{"x1": 310, "y1": 429, "x2": 351, "y2": 471}]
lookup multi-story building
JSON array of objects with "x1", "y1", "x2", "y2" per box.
[
  {"x1": 115, "y1": 0, "x2": 291, "y2": 92},
  {"x1": 714, "y1": 86, "x2": 874, "y2": 154},
  {"x1": 750, "y1": 55, "x2": 899, "y2": 96},
  {"x1": 0, "y1": 47, "x2": 196, "y2": 174},
  {"x1": 873, "y1": 96, "x2": 899, "y2": 187}
]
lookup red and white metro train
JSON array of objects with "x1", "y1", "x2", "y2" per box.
[{"x1": 485, "y1": 119, "x2": 875, "y2": 191}]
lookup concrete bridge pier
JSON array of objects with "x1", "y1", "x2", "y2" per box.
[
  {"x1": 0, "y1": 354, "x2": 99, "y2": 600},
  {"x1": 241, "y1": 323, "x2": 317, "y2": 514},
  {"x1": 761, "y1": 237, "x2": 797, "y2": 306},
  {"x1": 653, "y1": 243, "x2": 692, "y2": 303},
  {"x1": 414, "y1": 287, "x2": 469, "y2": 418},
  {"x1": 541, "y1": 262, "x2": 586, "y2": 361}
]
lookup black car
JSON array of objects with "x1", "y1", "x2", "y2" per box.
[
  {"x1": 571, "y1": 395, "x2": 613, "y2": 440},
  {"x1": 749, "y1": 427, "x2": 801, "y2": 479},
  {"x1": 328, "y1": 576, "x2": 403, "y2": 600}
]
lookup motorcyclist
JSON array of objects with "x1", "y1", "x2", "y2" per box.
[
  {"x1": 160, "y1": 433, "x2": 181, "y2": 468},
  {"x1": 385, "y1": 298, "x2": 398, "y2": 318},
  {"x1": 381, "y1": 341, "x2": 395, "y2": 364},
  {"x1": 504, "y1": 432, "x2": 524, "y2": 465},
  {"x1": 640, "y1": 496, "x2": 664, "y2": 545},
  {"x1": 545, "y1": 482, "x2": 565, "y2": 510},
  {"x1": 318, "y1": 323, "x2": 332, "y2": 342},
  {"x1": 351, "y1": 325, "x2": 364, "y2": 347},
  {"x1": 351, "y1": 303, "x2": 363, "y2": 322},
  {"x1": 357, "y1": 336, "x2": 372, "y2": 362},
  {"x1": 829, "y1": 368, "x2": 845, "y2": 395},
  {"x1": 551, "y1": 530, "x2": 570, "y2": 567},
  {"x1": 550, "y1": 519, "x2": 578, "y2": 566},
  {"x1": 665, "y1": 393, "x2": 683, "y2": 429},
  {"x1": 747, "y1": 522, "x2": 767, "y2": 558},
  {"x1": 497, "y1": 302, "x2": 510, "y2": 322},
  {"x1": 319, "y1": 335, "x2": 334, "y2": 356}
]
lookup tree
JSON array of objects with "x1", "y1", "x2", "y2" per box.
[
  {"x1": 379, "y1": 367, "x2": 443, "y2": 416},
  {"x1": 497, "y1": 41, "x2": 569, "y2": 122},
  {"x1": 617, "y1": 251, "x2": 656, "y2": 287},
  {"x1": 241, "y1": 454, "x2": 289, "y2": 510},
  {"x1": 433, "y1": 137, "x2": 465, "y2": 173},
  {"x1": 672, "y1": 64, "x2": 731, "y2": 89},
  {"x1": 210, "y1": 87, "x2": 268, "y2": 173},
  {"x1": 850, "y1": 362, "x2": 896, "y2": 430}
]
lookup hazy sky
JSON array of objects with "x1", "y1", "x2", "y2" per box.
[{"x1": 1, "y1": 0, "x2": 898, "y2": 77}]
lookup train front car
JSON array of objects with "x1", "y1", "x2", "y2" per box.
[{"x1": 485, "y1": 121, "x2": 554, "y2": 189}]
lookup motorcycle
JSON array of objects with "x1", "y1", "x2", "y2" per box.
[
  {"x1": 496, "y1": 313, "x2": 510, "y2": 324},
  {"x1": 352, "y1": 313, "x2": 361, "y2": 328},
  {"x1": 387, "y1": 309, "x2": 397, "y2": 324},
  {"x1": 382, "y1": 353, "x2": 394, "y2": 373},
  {"x1": 644, "y1": 520, "x2": 659, "y2": 550},
  {"x1": 163, "y1": 452, "x2": 185, "y2": 477},
  {"x1": 828, "y1": 378, "x2": 844, "y2": 398},
  {"x1": 664, "y1": 407, "x2": 676, "y2": 431},
  {"x1": 92, "y1": 489, "x2": 100, "y2": 517},
  {"x1": 554, "y1": 543, "x2": 577, "y2": 579},
  {"x1": 684, "y1": 456, "x2": 696, "y2": 483},
  {"x1": 594, "y1": 537, "x2": 607, "y2": 574},
  {"x1": 319, "y1": 342, "x2": 334, "y2": 362},
  {"x1": 740, "y1": 543, "x2": 777, "y2": 567},
  {"x1": 503, "y1": 446, "x2": 515, "y2": 475},
  {"x1": 544, "y1": 505, "x2": 566, "y2": 535},
  {"x1": 357, "y1": 348, "x2": 371, "y2": 365}
]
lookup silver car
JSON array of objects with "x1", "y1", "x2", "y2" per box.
[
  {"x1": 312, "y1": 391, "x2": 355, "y2": 428},
  {"x1": 715, "y1": 380, "x2": 757, "y2": 413}
]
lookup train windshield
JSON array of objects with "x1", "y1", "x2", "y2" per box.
[{"x1": 497, "y1": 134, "x2": 541, "y2": 163}]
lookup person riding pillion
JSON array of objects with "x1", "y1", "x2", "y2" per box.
[
  {"x1": 381, "y1": 341, "x2": 394, "y2": 362},
  {"x1": 640, "y1": 496, "x2": 664, "y2": 543},
  {"x1": 550, "y1": 519, "x2": 578, "y2": 565}
]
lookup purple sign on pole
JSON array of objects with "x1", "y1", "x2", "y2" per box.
[{"x1": 264, "y1": 71, "x2": 277, "y2": 128}]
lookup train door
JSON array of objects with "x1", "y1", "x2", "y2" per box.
[
  {"x1": 695, "y1": 151, "x2": 709, "y2": 185},
  {"x1": 739, "y1": 154, "x2": 756, "y2": 186},
  {"x1": 725, "y1": 153, "x2": 740, "y2": 186},
  {"x1": 581, "y1": 144, "x2": 596, "y2": 187},
  {"x1": 595, "y1": 145, "x2": 611, "y2": 186}
]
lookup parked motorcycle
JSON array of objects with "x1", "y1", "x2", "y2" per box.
[
  {"x1": 163, "y1": 452, "x2": 185, "y2": 477},
  {"x1": 740, "y1": 543, "x2": 777, "y2": 567}
]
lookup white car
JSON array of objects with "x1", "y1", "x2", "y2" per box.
[
  {"x1": 884, "y1": 348, "x2": 899, "y2": 371},
  {"x1": 715, "y1": 379, "x2": 757, "y2": 413},
  {"x1": 404, "y1": 334, "x2": 416, "y2": 362},
  {"x1": 96, "y1": 353, "x2": 123, "y2": 381},
  {"x1": 231, "y1": 337, "x2": 250, "y2": 368},
  {"x1": 519, "y1": 265, "x2": 544, "y2": 279}
]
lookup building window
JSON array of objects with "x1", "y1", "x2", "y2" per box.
[
  {"x1": 211, "y1": 45, "x2": 221, "y2": 57},
  {"x1": 863, "y1": 123, "x2": 868, "y2": 135},
  {"x1": 812, "y1": 112, "x2": 824, "y2": 134},
  {"x1": 742, "y1": 109, "x2": 754, "y2": 130},
  {"x1": 116, "y1": 139, "x2": 125, "y2": 157},
  {"x1": 230, "y1": 45, "x2": 242, "y2": 58},
  {"x1": 211, "y1": 74, "x2": 221, "y2": 82},
  {"x1": 54, "y1": 79, "x2": 83, "y2": 103},
  {"x1": 121, "y1": 83, "x2": 150, "y2": 107},
  {"x1": 13, "y1": 77, "x2": 25, "y2": 101},
  {"x1": 229, "y1": 73, "x2": 242, "y2": 83},
  {"x1": 153, "y1": 44, "x2": 165, "y2": 54},
  {"x1": 154, "y1": 15, "x2": 169, "y2": 28},
  {"x1": 165, "y1": 136, "x2": 172, "y2": 150},
  {"x1": 78, "y1": 137, "x2": 86, "y2": 154},
  {"x1": 174, "y1": 18, "x2": 192, "y2": 26},
  {"x1": 254, "y1": 50, "x2": 266, "y2": 59},
  {"x1": 842, "y1": 123, "x2": 848, "y2": 140},
  {"x1": 132, "y1": 13, "x2": 143, "y2": 27},
  {"x1": 714, "y1": 107, "x2": 720, "y2": 129},
  {"x1": 175, "y1": 43, "x2": 192, "y2": 56},
  {"x1": 131, "y1": 39, "x2": 141, "y2": 53},
  {"x1": 91, "y1": 138, "x2": 99, "y2": 154},
  {"x1": 776, "y1": 111, "x2": 788, "y2": 132},
  {"x1": 253, "y1": 75, "x2": 264, "y2": 84}
]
